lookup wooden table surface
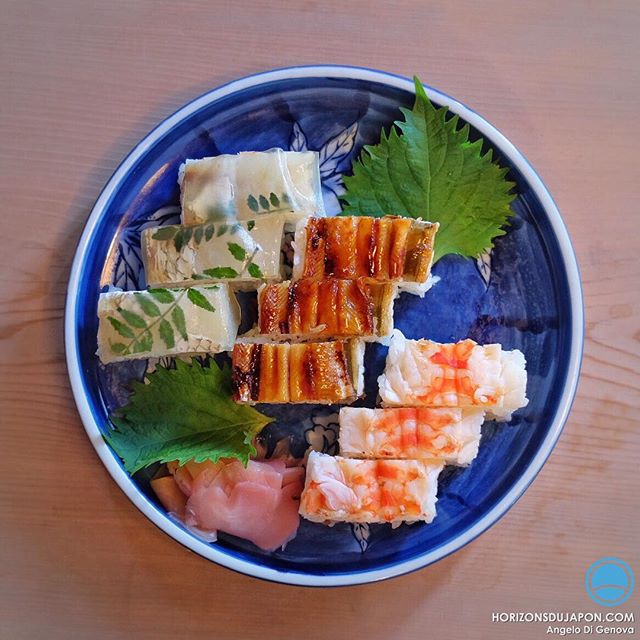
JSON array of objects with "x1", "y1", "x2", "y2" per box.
[{"x1": 2, "y1": 1, "x2": 639, "y2": 638}]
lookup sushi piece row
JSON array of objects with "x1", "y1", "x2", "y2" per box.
[
  {"x1": 95, "y1": 279, "x2": 395, "y2": 365},
  {"x1": 378, "y1": 330, "x2": 529, "y2": 421},
  {"x1": 299, "y1": 451, "x2": 444, "y2": 525},
  {"x1": 231, "y1": 340, "x2": 365, "y2": 405},
  {"x1": 257, "y1": 278, "x2": 396, "y2": 341},
  {"x1": 142, "y1": 216, "x2": 285, "y2": 289},
  {"x1": 97, "y1": 286, "x2": 240, "y2": 364},
  {"x1": 338, "y1": 407, "x2": 485, "y2": 466},
  {"x1": 333, "y1": 332, "x2": 529, "y2": 463},
  {"x1": 140, "y1": 214, "x2": 439, "y2": 293},
  {"x1": 294, "y1": 216, "x2": 439, "y2": 295},
  {"x1": 138, "y1": 149, "x2": 326, "y2": 292},
  {"x1": 179, "y1": 149, "x2": 325, "y2": 227},
  {"x1": 299, "y1": 332, "x2": 529, "y2": 525}
]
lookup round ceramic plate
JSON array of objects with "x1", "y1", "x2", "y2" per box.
[{"x1": 65, "y1": 65, "x2": 583, "y2": 586}]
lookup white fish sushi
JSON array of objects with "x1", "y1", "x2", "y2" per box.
[
  {"x1": 378, "y1": 330, "x2": 528, "y2": 421},
  {"x1": 339, "y1": 407, "x2": 485, "y2": 466},
  {"x1": 292, "y1": 216, "x2": 438, "y2": 295},
  {"x1": 257, "y1": 278, "x2": 396, "y2": 341},
  {"x1": 299, "y1": 451, "x2": 444, "y2": 525},
  {"x1": 232, "y1": 340, "x2": 365, "y2": 405},
  {"x1": 141, "y1": 216, "x2": 284, "y2": 288},
  {"x1": 97, "y1": 285, "x2": 240, "y2": 364},
  {"x1": 179, "y1": 149, "x2": 325, "y2": 226}
]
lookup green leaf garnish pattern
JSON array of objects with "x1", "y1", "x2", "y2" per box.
[
  {"x1": 107, "y1": 289, "x2": 215, "y2": 357},
  {"x1": 341, "y1": 76, "x2": 516, "y2": 261}
]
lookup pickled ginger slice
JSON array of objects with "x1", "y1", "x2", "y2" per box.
[
  {"x1": 141, "y1": 216, "x2": 284, "y2": 288},
  {"x1": 179, "y1": 149, "x2": 325, "y2": 226},
  {"x1": 299, "y1": 451, "x2": 444, "y2": 525},
  {"x1": 232, "y1": 340, "x2": 365, "y2": 405},
  {"x1": 173, "y1": 458, "x2": 303, "y2": 552},
  {"x1": 257, "y1": 278, "x2": 396, "y2": 341},
  {"x1": 293, "y1": 216, "x2": 438, "y2": 294},
  {"x1": 339, "y1": 407, "x2": 485, "y2": 466},
  {"x1": 97, "y1": 285, "x2": 240, "y2": 364},
  {"x1": 378, "y1": 330, "x2": 528, "y2": 421}
]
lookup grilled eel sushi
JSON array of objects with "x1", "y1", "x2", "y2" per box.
[
  {"x1": 257, "y1": 278, "x2": 396, "y2": 341},
  {"x1": 231, "y1": 339, "x2": 365, "y2": 404},
  {"x1": 293, "y1": 216, "x2": 438, "y2": 295}
]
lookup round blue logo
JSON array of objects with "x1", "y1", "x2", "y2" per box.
[{"x1": 585, "y1": 558, "x2": 634, "y2": 607}]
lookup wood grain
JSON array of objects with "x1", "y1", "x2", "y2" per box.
[{"x1": 1, "y1": 1, "x2": 639, "y2": 638}]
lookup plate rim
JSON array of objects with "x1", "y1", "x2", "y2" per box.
[{"x1": 64, "y1": 64, "x2": 584, "y2": 587}]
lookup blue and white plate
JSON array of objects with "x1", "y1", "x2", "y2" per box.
[{"x1": 65, "y1": 66, "x2": 583, "y2": 586}]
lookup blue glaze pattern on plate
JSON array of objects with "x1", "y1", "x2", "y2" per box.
[{"x1": 67, "y1": 67, "x2": 581, "y2": 584}]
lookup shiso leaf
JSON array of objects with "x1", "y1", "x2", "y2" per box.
[
  {"x1": 340, "y1": 76, "x2": 516, "y2": 261},
  {"x1": 105, "y1": 359, "x2": 273, "y2": 473}
]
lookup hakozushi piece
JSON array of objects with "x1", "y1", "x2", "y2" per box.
[
  {"x1": 378, "y1": 330, "x2": 528, "y2": 421},
  {"x1": 179, "y1": 150, "x2": 325, "y2": 226},
  {"x1": 293, "y1": 216, "x2": 438, "y2": 294},
  {"x1": 97, "y1": 286, "x2": 240, "y2": 364},
  {"x1": 339, "y1": 407, "x2": 485, "y2": 466},
  {"x1": 231, "y1": 340, "x2": 364, "y2": 405},
  {"x1": 257, "y1": 278, "x2": 396, "y2": 340},
  {"x1": 299, "y1": 451, "x2": 444, "y2": 525},
  {"x1": 141, "y1": 216, "x2": 284, "y2": 288}
]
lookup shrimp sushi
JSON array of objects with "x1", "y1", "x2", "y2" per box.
[
  {"x1": 299, "y1": 451, "x2": 444, "y2": 525},
  {"x1": 141, "y1": 216, "x2": 284, "y2": 289},
  {"x1": 257, "y1": 278, "x2": 396, "y2": 341},
  {"x1": 293, "y1": 216, "x2": 438, "y2": 295},
  {"x1": 231, "y1": 340, "x2": 365, "y2": 404},
  {"x1": 179, "y1": 150, "x2": 325, "y2": 226},
  {"x1": 339, "y1": 407, "x2": 485, "y2": 466},
  {"x1": 378, "y1": 330, "x2": 528, "y2": 421}
]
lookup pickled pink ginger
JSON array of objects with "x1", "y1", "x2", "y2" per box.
[{"x1": 154, "y1": 458, "x2": 303, "y2": 551}]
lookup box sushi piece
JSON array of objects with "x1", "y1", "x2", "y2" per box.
[
  {"x1": 231, "y1": 340, "x2": 364, "y2": 405},
  {"x1": 257, "y1": 278, "x2": 396, "y2": 341},
  {"x1": 378, "y1": 330, "x2": 528, "y2": 421},
  {"x1": 339, "y1": 407, "x2": 485, "y2": 466},
  {"x1": 141, "y1": 216, "x2": 284, "y2": 289},
  {"x1": 97, "y1": 285, "x2": 240, "y2": 364},
  {"x1": 293, "y1": 216, "x2": 438, "y2": 295},
  {"x1": 299, "y1": 451, "x2": 445, "y2": 525},
  {"x1": 179, "y1": 149, "x2": 325, "y2": 226}
]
